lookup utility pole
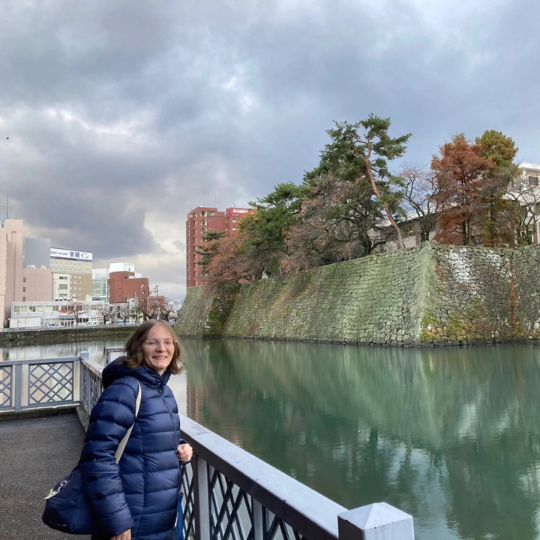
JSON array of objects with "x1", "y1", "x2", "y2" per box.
[{"x1": 153, "y1": 284, "x2": 160, "y2": 319}]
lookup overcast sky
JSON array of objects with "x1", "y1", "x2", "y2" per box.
[{"x1": 1, "y1": 0, "x2": 539, "y2": 301}]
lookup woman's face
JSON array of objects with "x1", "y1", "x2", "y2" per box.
[{"x1": 141, "y1": 324, "x2": 175, "y2": 375}]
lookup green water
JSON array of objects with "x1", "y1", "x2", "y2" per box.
[
  {"x1": 181, "y1": 338, "x2": 540, "y2": 540},
  {"x1": 4, "y1": 337, "x2": 540, "y2": 539}
]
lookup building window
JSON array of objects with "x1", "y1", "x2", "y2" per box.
[
  {"x1": 23, "y1": 277, "x2": 26, "y2": 283},
  {"x1": 22, "y1": 287, "x2": 26, "y2": 292},
  {"x1": 528, "y1": 176, "x2": 539, "y2": 187}
]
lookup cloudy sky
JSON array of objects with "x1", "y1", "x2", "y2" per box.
[{"x1": 1, "y1": 0, "x2": 539, "y2": 300}]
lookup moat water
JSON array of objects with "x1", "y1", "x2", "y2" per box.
[{"x1": 3, "y1": 337, "x2": 540, "y2": 540}]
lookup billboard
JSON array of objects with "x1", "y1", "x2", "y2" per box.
[{"x1": 51, "y1": 247, "x2": 93, "y2": 261}]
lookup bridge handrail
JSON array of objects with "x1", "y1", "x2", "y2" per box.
[
  {"x1": 0, "y1": 355, "x2": 415, "y2": 539},
  {"x1": 0, "y1": 356, "x2": 79, "y2": 366},
  {"x1": 181, "y1": 415, "x2": 345, "y2": 539},
  {"x1": 78, "y1": 357, "x2": 415, "y2": 540},
  {"x1": 0, "y1": 356, "x2": 80, "y2": 412}
]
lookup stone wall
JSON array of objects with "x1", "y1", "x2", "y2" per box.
[
  {"x1": 0, "y1": 325, "x2": 135, "y2": 346},
  {"x1": 420, "y1": 245, "x2": 514, "y2": 343},
  {"x1": 176, "y1": 243, "x2": 540, "y2": 345}
]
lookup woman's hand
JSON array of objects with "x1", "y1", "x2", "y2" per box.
[
  {"x1": 111, "y1": 529, "x2": 131, "y2": 540},
  {"x1": 177, "y1": 443, "x2": 193, "y2": 463}
]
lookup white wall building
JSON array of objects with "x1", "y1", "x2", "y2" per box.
[{"x1": 9, "y1": 300, "x2": 106, "y2": 329}]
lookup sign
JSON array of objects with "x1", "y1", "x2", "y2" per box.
[{"x1": 51, "y1": 248, "x2": 93, "y2": 261}]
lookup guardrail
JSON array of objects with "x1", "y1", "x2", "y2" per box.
[
  {"x1": 0, "y1": 355, "x2": 415, "y2": 539},
  {"x1": 0, "y1": 356, "x2": 80, "y2": 412}
]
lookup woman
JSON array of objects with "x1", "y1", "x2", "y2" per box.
[{"x1": 80, "y1": 320, "x2": 193, "y2": 540}]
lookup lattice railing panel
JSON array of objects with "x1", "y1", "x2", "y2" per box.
[
  {"x1": 209, "y1": 466, "x2": 253, "y2": 540},
  {"x1": 263, "y1": 509, "x2": 304, "y2": 540},
  {"x1": 0, "y1": 365, "x2": 13, "y2": 409},
  {"x1": 180, "y1": 461, "x2": 196, "y2": 539},
  {"x1": 81, "y1": 366, "x2": 102, "y2": 412},
  {"x1": 205, "y1": 464, "x2": 305, "y2": 540},
  {"x1": 29, "y1": 362, "x2": 74, "y2": 404}
]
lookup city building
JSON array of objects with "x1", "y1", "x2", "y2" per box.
[
  {"x1": 0, "y1": 219, "x2": 53, "y2": 327},
  {"x1": 9, "y1": 300, "x2": 105, "y2": 329},
  {"x1": 186, "y1": 206, "x2": 255, "y2": 287},
  {"x1": 50, "y1": 247, "x2": 93, "y2": 301},
  {"x1": 109, "y1": 271, "x2": 150, "y2": 305},
  {"x1": 92, "y1": 268, "x2": 109, "y2": 302}
]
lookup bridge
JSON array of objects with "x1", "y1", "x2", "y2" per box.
[{"x1": 0, "y1": 354, "x2": 415, "y2": 539}]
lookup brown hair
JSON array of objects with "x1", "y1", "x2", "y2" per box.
[{"x1": 124, "y1": 320, "x2": 183, "y2": 374}]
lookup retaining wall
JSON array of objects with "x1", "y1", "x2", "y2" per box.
[
  {"x1": 0, "y1": 325, "x2": 135, "y2": 346},
  {"x1": 176, "y1": 243, "x2": 540, "y2": 345}
]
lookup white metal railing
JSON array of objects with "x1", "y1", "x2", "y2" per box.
[
  {"x1": 0, "y1": 355, "x2": 415, "y2": 539},
  {"x1": 77, "y1": 358, "x2": 415, "y2": 540},
  {"x1": 0, "y1": 356, "x2": 80, "y2": 412}
]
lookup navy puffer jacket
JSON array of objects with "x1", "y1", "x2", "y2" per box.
[{"x1": 80, "y1": 358, "x2": 181, "y2": 539}]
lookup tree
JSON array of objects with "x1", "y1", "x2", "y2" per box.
[
  {"x1": 66, "y1": 302, "x2": 84, "y2": 326},
  {"x1": 195, "y1": 231, "x2": 226, "y2": 274},
  {"x1": 98, "y1": 304, "x2": 115, "y2": 325},
  {"x1": 476, "y1": 130, "x2": 519, "y2": 246},
  {"x1": 311, "y1": 116, "x2": 410, "y2": 249},
  {"x1": 206, "y1": 236, "x2": 263, "y2": 287},
  {"x1": 500, "y1": 179, "x2": 540, "y2": 246},
  {"x1": 160, "y1": 302, "x2": 178, "y2": 322},
  {"x1": 240, "y1": 182, "x2": 305, "y2": 277},
  {"x1": 432, "y1": 134, "x2": 495, "y2": 245},
  {"x1": 282, "y1": 174, "x2": 387, "y2": 272},
  {"x1": 476, "y1": 129, "x2": 518, "y2": 169},
  {"x1": 400, "y1": 166, "x2": 440, "y2": 243},
  {"x1": 116, "y1": 304, "x2": 131, "y2": 325}
]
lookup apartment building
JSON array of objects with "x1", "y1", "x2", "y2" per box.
[
  {"x1": 0, "y1": 219, "x2": 53, "y2": 327},
  {"x1": 186, "y1": 206, "x2": 255, "y2": 287}
]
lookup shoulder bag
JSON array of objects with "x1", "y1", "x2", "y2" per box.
[{"x1": 42, "y1": 381, "x2": 142, "y2": 535}]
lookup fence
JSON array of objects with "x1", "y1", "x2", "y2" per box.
[
  {"x1": 0, "y1": 356, "x2": 80, "y2": 412},
  {"x1": 0, "y1": 354, "x2": 415, "y2": 539}
]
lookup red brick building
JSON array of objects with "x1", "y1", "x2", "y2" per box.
[
  {"x1": 109, "y1": 271, "x2": 150, "y2": 305},
  {"x1": 186, "y1": 206, "x2": 254, "y2": 287}
]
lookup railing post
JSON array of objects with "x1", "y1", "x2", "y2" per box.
[
  {"x1": 252, "y1": 499, "x2": 264, "y2": 540},
  {"x1": 14, "y1": 363, "x2": 22, "y2": 411},
  {"x1": 193, "y1": 454, "x2": 211, "y2": 540},
  {"x1": 338, "y1": 502, "x2": 414, "y2": 540}
]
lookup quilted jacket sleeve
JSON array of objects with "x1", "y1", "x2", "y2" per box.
[{"x1": 79, "y1": 379, "x2": 138, "y2": 537}]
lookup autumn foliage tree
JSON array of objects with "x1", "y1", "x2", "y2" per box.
[
  {"x1": 433, "y1": 131, "x2": 518, "y2": 246},
  {"x1": 432, "y1": 134, "x2": 495, "y2": 245},
  {"x1": 206, "y1": 235, "x2": 263, "y2": 287}
]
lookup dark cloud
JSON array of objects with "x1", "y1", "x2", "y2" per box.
[{"x1": 1, "y1": 0, "x2": 539, "y2": 299}]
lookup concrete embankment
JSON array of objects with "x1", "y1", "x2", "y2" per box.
[
  {"x1": 0, "y1": 325, "x2": 135, "y2": 346},
  {"x1": 175, "y1": 242, "x2": 540, "y2": 345}
]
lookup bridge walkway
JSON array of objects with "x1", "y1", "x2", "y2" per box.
[{"x1": 0, "y1": 411, "x2": 89, "y2": 540}]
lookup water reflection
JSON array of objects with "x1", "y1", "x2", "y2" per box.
[{"x1": 181, "y1": 339, "x2": 540, "y2": 540}]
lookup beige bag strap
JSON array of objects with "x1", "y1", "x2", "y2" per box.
[{"x1": 115, "y1": 381, "x2": 142, "y2": 464}]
